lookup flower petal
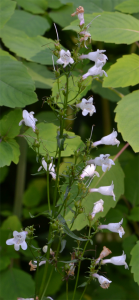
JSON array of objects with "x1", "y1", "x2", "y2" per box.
[
  {"x1": 21, "y1": 241, "x2": 27, "y2": 250},
  {"x1": 6, "y1": 238, "x2": 14, "y2": 245},
  {"x1": 14, "y1": 244, "x2": 20, "y2": 251},
  {"x1": 82, "y1": 109, "x2": 89, "y2": 116}
]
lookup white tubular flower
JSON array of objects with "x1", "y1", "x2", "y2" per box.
[
  {"x1": 99, "y1": 219, "x2": 125, "y2": 238},
  {"x1": 81, "y1": 164, "x2": 100, "y2": 179},
  {"x1": 71, "y1": 6, "x2": 85, "y2": 26},
  {"x1": 82, "y1": 65, "x2": 108, "y2": 80},
  {"x1": 102, "y1": 251, "x2": 129, "y2": 269},
  {"x1": 67, "y1": 262, "x2": 75, "y2": 276},
  {"x1": 80, "y1": 49, "x2": 108, "y2": 66},
  {"x1": 56, "y1": 49, "x2": 74, "y2": 68},
  {"x1": 19, "y1": 110, "x2": 37, "y2": 132},
  {"x1": 76, "y1": 97, "x2": 96, "y2": 116},
  {"x1": 90, "y1": 181, "x2": 116, "y2": 201},
  {"x1": 17, "y1": 298, "x2": 34, "y2": 300},
  {"x1": 93, "y1": 129, "x2": 120, "y2": 147},
  {"x1": 87, "y1": 154, "x2": 115, "y2": 172},
  {"x1": 43, "y1": 245, "x2": 54, "y2": 255},
  {"x1": 95, "y1": 246, "x2": 112, "y2": 264},
  {"x1": 38, "y1": 158, "x2": 56, "y2": 180},
  {"x1": 79, "y1": 30, "x2": 91, "y2": 43},
  {"x1": 6, "y1": 231, "x2": 27, "y2": 251},
  {"x1": 91, "y1": 199, "x2": 104, "y2": 219},
  {"x1": 92, "y1": 273, "x2": 112, "y2": 289}
]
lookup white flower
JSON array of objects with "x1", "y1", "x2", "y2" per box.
[
  {"x1": 93, "y1": 129, "x2": 120, "y2": 147},
  {"x1": 80, "y1": 49, "x2": 108, "y2": 66},
  {"x1": 43, "y1": 245, "x2": 54, "y2": 255},
  {"x1": 102, "y1": 251, "x2": 129, "y2": 269},
  {"x1": 71, "y1": 6, "x2": 85, "y2": 26},
  {"x1": 81, "y1": 164, "x2": 100, "y2": 179},
  {"x1": 95, "y1": 246, "x2": 112, "y2": 264},
  {"x1": 56, "y1": 49, "x2": 74, "y2": 68},
  {"x1": 92, "y1": 273, "x2": 112, "y2": 289},
  {"x1": 91, "y1": 199, "x2": 104, "y2": 219},
  {"x1": 68, "y1": 262, "x2": 75, "y2": 276},
  {"x1": 90, "y1": 181, "x2": 115, "y2": 201},
  {"x1": 99, "y1": 219, "x2": 125, "y2": 238},
  {"x1": 19, "y1": 110, "x2": 37, "y2": 132},
  {"x1": 6, "y1": 231, "x2": 27, "y2": 251},
  {"x1": 76, "y1": 97, "x2": 96, "y2": 116},
  {"x1": 87, "y1": 154, "x2": 115, "y2": 172},
  {"x1": 82, "y1": 64, "x2": 108, "y2": 80},
  {"x1": 38, "y1": 158, "x2": 56, "y2": 180},
  {"x1": 17, "y1": 298, "x2": 34, "y2": 300},
  {"x1": 79, "y1": 30, "x2": 91, "y2": 43}
]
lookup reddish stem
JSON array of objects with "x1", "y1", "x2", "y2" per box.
[{"x1": 113, "y1": 143, "x2": 129, "y2": 161}]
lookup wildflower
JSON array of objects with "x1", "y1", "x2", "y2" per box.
[
  {"x1": 80, "y1": 49, "x2": 108, "y2": 66},
  {"x1": 76, "y1": 97, "x2": 96, "y2": 116},
  {"x1": 81, "y1": 164, "x2": 100, "y2": 179},
  {"x1": 102, "y1": 251, "x2": 129, "y2": 269},
  {"x1": 93, "y1": 129, "x2": 120, "y2": 147},
  {"x1": 91, "y1": 199, "x2": 104, "y2": 219},
  {"x1": 79, "y1": 30, "x2": 91, "y2": 43},
  {"x1": 71, "y1": 6, "x2": 85, "y2": 26},
  {"x1": 29, "y1": 260, "x2": 46, "y2": 271},
  {"x1": 38, "y1": 158, "x2": 56, "y2": 180},
  {"x1": 90, "y1": 181, "x2": 116, "y2": 201},
  {"x1": 56, "y1": 49, "x2": 74, "y2": 68},
  {"x1": 95, "y1": 246, "x2": 112, "y2": 264},
  {"x1": 19, "y1": 110, "x2": 37, "y2": 132},
  {"x1": 43, "y1": 245, "x2": 54, "y2": 255},
  {"x1": 87, "y1": 154, "x2": 115, "y2": 172},
  {"x1": 98, "y1": 219, "x2": 125, "y2": 238},
  {"x1": 17, "y1": 298, "x2": 39, "y2": 300},
  {"x1": 92, "y1": 273, "x2": 112, "y2": 289},
  {"x1": 67, "y1": 262, "x2": 75, "y2": 276},
  {"x1": 82, "y1": 64, "x2": 108, "y2": 80},
  {"x1": 6, "y1": 231, "x2": 27, "y2": 251}
]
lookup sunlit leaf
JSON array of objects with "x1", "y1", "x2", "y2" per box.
[
  {"x1": 115, "y1": 0, "x2": 139, "y2": 14},
  {"x1": 0, "y1": 0, "x2": 16, "y2": 30},
  {"x1": 16, "y1": 0, "x2": 47, "y2": 14},
  {"x1": 130, "y1": 241, "x2": 139, "y2": 285},
  {"x1": 0, "y1": 109, "x2": 22, "y2": 138}
]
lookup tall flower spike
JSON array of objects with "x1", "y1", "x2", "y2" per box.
[
  {"x1": 102, "y1": 251, "x2": 129, "y2": 269},
  {"x1": 6, "y1": 231, "x2": 28, "y2": 251},
  {"x1": 80, "y1": 49, "x2": 108, "y2": 66},
  {"x1": 90, "y1": 181, "x2": 116, "y2": 201},
  {"x1": 87, "y1": 154, "x2": 115, "y2": 172},
  {"x1": 91, "y1": 199, "x2": 104, "y2": 219},
  {"x1": 38, "y1": 158, "x2": 56, "y2": 180},
  {"x1": 93, "y1": 129, "x2": 120, "y2": 147},
  {"x1": 99, "y1": 219, "x2": 125, "y2": 238},
  {"x1": 95, "y1": 246, "x2": 112, "y2": 264},
  {"x1": 82, "y1": 64, "x2": 108, "y2": 80},
  {"x1": 76, "y1": 97, "x2": 96, "y2": 116},
  {"x1": 19, "y1": 110, "x2": 37, "y2": 132},
  {"x1": 56, "y1": 49, "x2": 74, "y2": 68},
  {"x1": 71, "y1": 6, "x2": 85, "y2": 26},
  {"x1": 92, "y1": 273, "x2": 112, "y2": 289},
  {"x1": 81, "y1": 164, "x2": 100, "y2": 179}
]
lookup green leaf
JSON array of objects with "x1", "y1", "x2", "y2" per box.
[
  {"x1": 23, "y1": 179, "x2": 47, "y2": 207},
  {"x1": 8, "y1": 139, "x2": 20, "y2": 164},
  {"x1": 128, "y1": 207, "x2": 139, "y2": 221},
  {"x1": 0, "y1": 0, "x2": 16, "y2": 30},
  {"x1": 49, "y1": 4, "x2": 74, "y2": 27},
  {"x1": 0, "y1": 166, "x2": 8, "y2": 183},
  {"x1": 0, "y1": 256, "x2": 10, "y2": 271},
  {"x1": 0, "y1": 139, "x2": 20, "y2": 167},
  {"x1": 64, "y1": 158, "x2": 124, "y2": 231},
  {"x1": 1, "y1": 215, "x2": 22, "y2": 231},
  {"x1": 16, "y1": 0, "x2": 48, "y2": 14},
  {"x1": 4, "y1": 9, "x2": 51, "y2": 37},
  {"x1": 36, "y1": 111, "x2": 59, "y2": 126},
  {"x1": 63, "y1": 224, "x2": 88, "y2": 241},
  {"x1": 23, "y1": 122, "x2": 84, "y2": 158},
  {"x1": 1, "y1": 27, "x2": 55, "y2": 65},
  {"x1": 124, "y1": 155, "x2": 139, "y2": 205},
  {"x1": 0, "y1": 268, "x2": 35, "y2": 300},
  {"x1": 23, "y1": 61, "x2": 55, "y2": 89},
  {"x1": 122, "y1": 235, "x2": 138, "y2": 260},
  {"x1": 103, "y1": 54, "x2": 139, "y2": 88},
  {"x1": 61, "y1": 0, "x2": 127, "y2": 12},
  {"x1": 115, "y1": 90, "x2": 139, "y2": 153},
  {"x1": 48, "y1": 0, "x2": 63, "y2": 9},
  {"x1": 0, "y1": 50, "x2": 38, "y2": 108},
  {"x1": 115, "y1": 0, "x2": 139, "y2": 14},
  {"x1": 130, "y1": 241, "x2": 139, "y2": 285},
  {"x1": 64, "y1": 12, "x2": 139, "y2": 44},
  {"x1": 0, "y1": 109, "x2": 22, "y2": 138}
]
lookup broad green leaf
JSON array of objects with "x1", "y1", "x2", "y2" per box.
[
  {"x1": 1, "y1": 27, "x2": 55, "y2": 65},
  {"x1": 23, "y1": 61, "x2": 55, "y2": 89},
  {"x1": 0, "y1": 139, "x2": 20, "y2": 167},
  {"x1": 64, "y1": 158, "x2": 124, "y2": 231},
  {"x1": 48, "y1": 0, "x2": 63, "y2": 9},
  {"x1": 61, "y1": 0, "x2": 127, "y2": 12},
  {"x1": 115, "y1": 0, "x2": 139, "y2": 14},
  {"x1": 0, "y1": 256, "x2": 10, "y2": 271},
  {"x1": 0, "y1": 0, "x2": 16, "y2": 30},
  {"x1": 23, "y1": 122, "x2": 84, "y2": 157},
  {"x1": 49, "y1": 4, "x2": 74, "y2": 28},
  {"x1": 103, "y1": 54, "x2": 139, "y2": 88},
  {"x1": 64, "y1": 12, "x2": 139, "y2": 45},
  {"x1": 122, "y1": 235, "x2": 138, "y2": 260},
  {"x1": 4, "y1": 10, "x2": 51, "y2": 37},
  {"x1": 130, "y1": 241, "x2": 139, "y2": 285},
  {"x1": 16, "y1": 0, "x2": 47, "y2": 14},
  {"x1": 128, "y1": 207, "x2": 139, "y2": 221},
  {"x1": 36, "y1": 111, "x2": 59, "y2": 126},
  {"x1": 124, "y1": 155, "x2": 139, "y2": 205},
  {"x1": 23, "y1": 179, "x2": 47, "y2": 207},
  {"x1": 0, "y1": 166, "x2": 8, "y2": 183},
  {"x1": 115, "y1": 90, "x2": 139, "y2": 152},
  {"x1": 1, "y1": 215, "x2": 22, "y2": 231},
  {"x1": 0, "y1": 109, "x2": 22, "y2": 138},
  {"x1": 8, "y1": 139, "x2": 20, "y2": 164},
  {"x1": 0, "y1": 268, "x2": 35, "y2": 300},
  {"x1": 92, "y1": 79, "x2": 129, "y2": 102},
  {"x1": 0, "y1": 51, "x2": 38, "y2": 108}
]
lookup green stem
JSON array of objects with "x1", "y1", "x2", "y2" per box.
[
  {"x1": 66, "y1": 280, "x2": 69, "y2": 300},
  {"x1": 79, "y1": 284, "x2": 88, "y2": 300},
  {"x1": 53, "y1": 148, "x2": 61, "y2": 215},
  {"x1": 47, "y1": 169, "x2": 51, "y2": 213}
]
